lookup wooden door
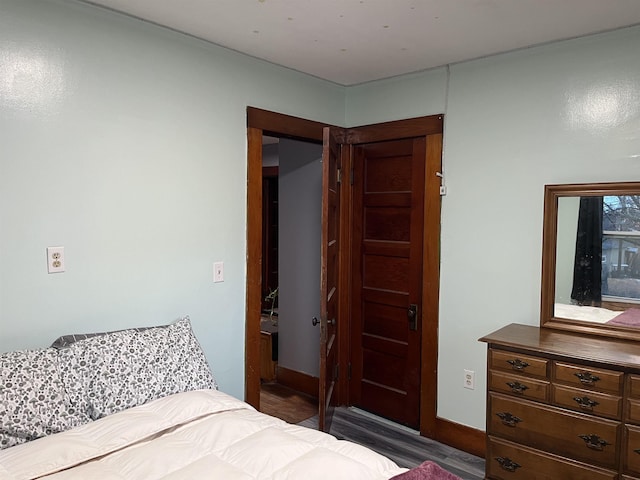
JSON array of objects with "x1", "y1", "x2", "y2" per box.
[
  {"x1": 319, "y1": 126, "x2": 343, "y2": 432},
  {"x1": 350, "y1": 137, "x2": 426, "y2": 429}
]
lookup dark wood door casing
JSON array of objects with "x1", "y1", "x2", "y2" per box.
[
  {"x1": 246, "y1": 124, "x2": 264, "y2": 409},
  {"x1": 246, "y1": 108, "x2": 458, "y2": 446}
]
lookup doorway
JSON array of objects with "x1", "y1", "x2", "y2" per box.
[
  {"x1": 246, "y1": 108, "x2": 443, "y2": 437},
  {"x1": 257, "y1": 135, "x2": 325, "y2": 423}
]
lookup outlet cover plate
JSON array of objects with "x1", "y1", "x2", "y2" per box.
[
  {"x1": 464, "y1": 369, "x2": 475, "y2": 390},
  {"x1": 47, "y1": 246, "x2": 65, "y2": 274}
]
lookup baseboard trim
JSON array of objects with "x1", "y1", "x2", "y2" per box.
[
  {"x1": 276, "y1": 366, "x2": 319, "y2": 399},
  {"x1": 435, "y1": 417, "x2": 485, "y2": 458}
]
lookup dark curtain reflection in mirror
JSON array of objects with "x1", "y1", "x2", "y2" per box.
[{"x1": 571, "y1": 197, "x2": 603, "y2": 306}]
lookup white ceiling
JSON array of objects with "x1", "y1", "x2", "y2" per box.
[{"x1": 84, "y1": 0, "x2": 640, "y2": 86}]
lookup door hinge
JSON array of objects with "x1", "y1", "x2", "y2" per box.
[{"x1": 337, "y1": 168, "x2": 342, "y2": 184}]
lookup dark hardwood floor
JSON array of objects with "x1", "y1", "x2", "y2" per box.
[
  {"x1": 260, "y1": 382, "x2": 318, "y2": 424},
  {"x1": 261, "y1": 382, "x2": 485, "y2": 480}
]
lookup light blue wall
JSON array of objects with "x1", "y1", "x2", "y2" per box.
[
  {"x1": 346, "y1": 67, "x2": 448, "y2": 126},
  {"x1": 2, "y1": 0, "x2": 640, "y2": 432},
  {"x1": 347, "y1": 26, "x2": 640, "y2": 429},
  {"x1": 0, "y1": 0, "x2": 345, "y2": 399}
]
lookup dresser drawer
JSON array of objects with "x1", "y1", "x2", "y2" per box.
[
  {"x1": 489, "y1": 393, "x2": 620, "y2": 469},
  {"x1": 552, "y1": 384, "x2": 622, "y2": 420},
  {"x1": 487, "y1": 436, "x2": 617, "y2": 480},
  {"x1": 489, "y1": 370, "x2": 549, "y2": 402},
  {"x1": 630, "y1": 375, "x2": 640, "y2": 398},
  {"x1": 554, "y1": 362, "x2": 623, "y2": 394},
  {"x1": 629, "y1": 399, "x2": 640, "y2": 425},
  {"x1": 626, "y1": 425, "x2": 640, "y2": 476},
  {"x1": 490, "y1": 350, "x2": 548, "y2": 379}
]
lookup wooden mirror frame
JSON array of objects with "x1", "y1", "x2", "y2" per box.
[{"x1": 541, "y1": 181, "x2": 640, "y2": 341}]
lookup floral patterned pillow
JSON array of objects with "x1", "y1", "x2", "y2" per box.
[
  {"x1": 0, "y1": 348, "x2": 91, "y2": 450},
  {"x1": 58, "y1": 317, "x2": 217, "y2": 419}
]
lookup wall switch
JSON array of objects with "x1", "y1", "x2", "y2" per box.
[
  {"x1": 213, "y1": 261, "x2": 224, "y2": 283},
  {"x1": 464, "y1": 369, "x2": 475, "y2": 390},
  {"x1": 47, "y1": 246, "x2": 65, "y2": 274}
]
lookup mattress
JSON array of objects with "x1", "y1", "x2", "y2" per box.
[{"x1": 0, "y1": 389, "x2": 408, "y2": 480}]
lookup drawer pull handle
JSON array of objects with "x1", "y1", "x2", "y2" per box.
[
  {"x1": 495, "y1": 457, "x2": 521, "y2": 472},
  {"x1": 506, "y1": 359, "x2": 529, "y2": 371},
  {"x1": 574, "y1": 371, "x2": 600, "y2": 386},
  {"x1": 634, "y1": 448, "x2": 640, "y2": 455},
  {"x1": 573, "y1": 396, "x2": 599, "y2": 411},
  {"x1": 578, "y1": 434, "x2": 610, "y2": 451},
  {"x1": 496, "y1": 412, "x2": 522, "y2": 427},
  {"x1": 506, "y1": 381, "x2": 529, "y2": 394}
]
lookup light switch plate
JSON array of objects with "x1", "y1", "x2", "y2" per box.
[{"x1": 213, "y1": 261, "x2": 224, "y2": 283}]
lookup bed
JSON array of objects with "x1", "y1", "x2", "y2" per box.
[
  {"x1": 554, "y1": 302, "x2": 640, "y2": 327},
  {"x1": 0, "y1": 317, "x2": 460, "y2": 480}
]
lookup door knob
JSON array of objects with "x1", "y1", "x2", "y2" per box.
[
  {"x1": 312, "y1": 317, "x2": 319, "y2": 326},
  {"x1": 408, "y1": 304, "x2": 418, "y2": 331}
]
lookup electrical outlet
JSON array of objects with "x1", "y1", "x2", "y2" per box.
[
  {"x1": 47, "y1": 246, "x2": 65, "y2": 274},
  {"x1": 464, "y1": 369, "x2": 475, "y2": 390},
  {"x1": 213, "y1": 261, "x2": 224, "y2": 283}
]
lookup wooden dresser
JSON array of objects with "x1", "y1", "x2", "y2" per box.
[{"x1": 480, "y1": 323, "x2": 640, "y2": 480}]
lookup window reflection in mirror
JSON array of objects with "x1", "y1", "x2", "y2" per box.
[
  {"x1": 555, "y1": 194, "x2": 640, "y2": 326},
  {"x1": 602, "y1": 195, "x2": 640, "y2": 300}
]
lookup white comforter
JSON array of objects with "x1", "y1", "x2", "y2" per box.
[{"x1": 0, "y1": 390, "x2": 407, "y2": 480}]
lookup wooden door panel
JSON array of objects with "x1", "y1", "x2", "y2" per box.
[
  {"x1": 351, "y1": 136, "x2": 424, "y2": 428},
  {"x1": 364, "y1": 193, "x2": 412, "y2": 207},
  {"x1": 361, "y1": 382, "x2": 411, "y2": 420},
  {"x1": 362, "y1": 334, "x2": 408, "y2": 358},
  {"x1": 362, "y1": 288, "x2": 407, "y2": 307},
  {"x1": 365, "y1": 207, "x2": 411, "y2": 241},
  {"x1": 363, "y1": 256, "x2": 409, "y2": 291},
  {"x1": 363, "y1": 242, "x2": 410, "y2": 258},
  {"x1": 363, "y1": 303, "x2": 408, "y2": 342},
  {"x1": 364, "y1": 147, "x2": 413, "y2": 191},
  {"x1": 363, "y1": 349, "x2": 407, "y2": 390}
]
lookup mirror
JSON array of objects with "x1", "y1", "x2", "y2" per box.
[{"x1": 541, "y1": 182, "x2": 640, "y2": 340}]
